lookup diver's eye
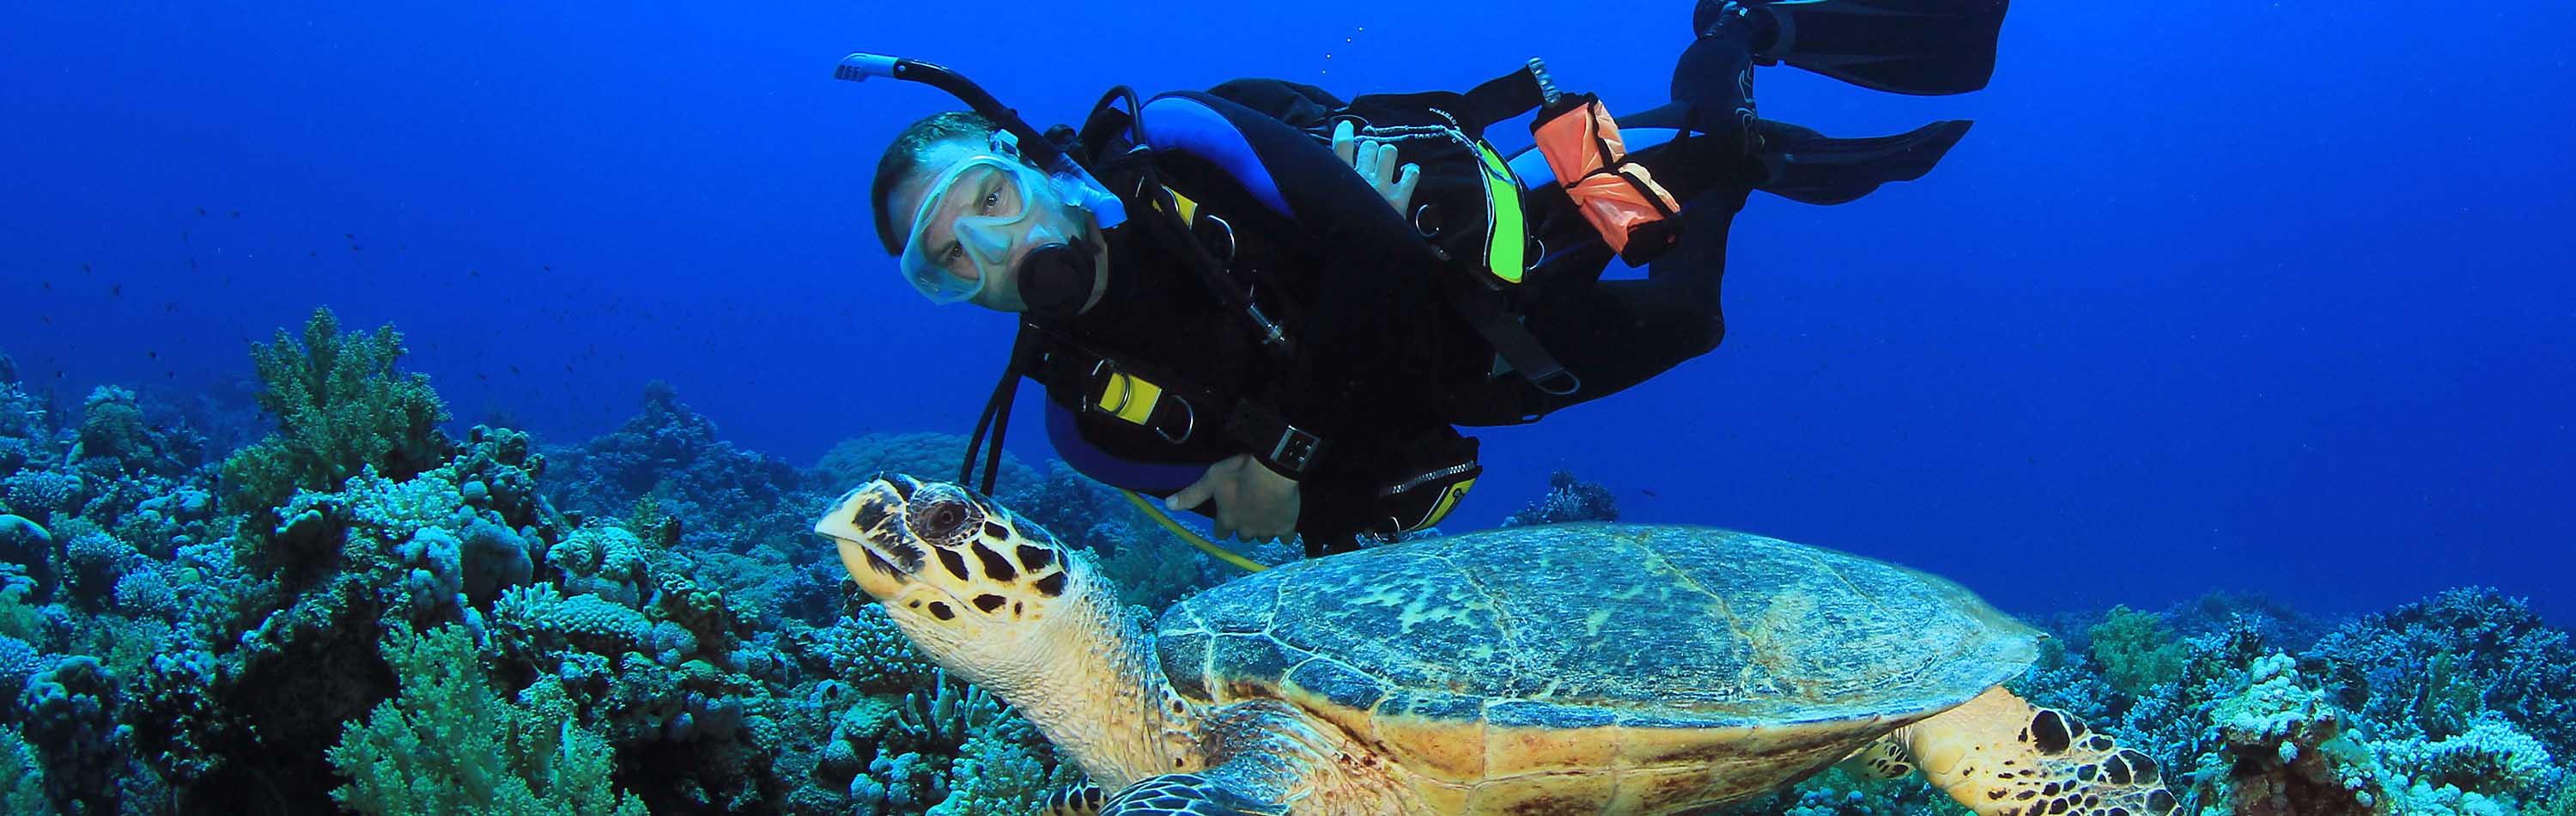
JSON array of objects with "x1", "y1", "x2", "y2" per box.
[{"x1": 979, "y1": 191, "x2": 1000, "y2": 213}]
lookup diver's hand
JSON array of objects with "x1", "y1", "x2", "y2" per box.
[
  {"x1": 1166, "y1": 454, "x2": 1302, "y2": 543},
  {"x1": 1332, "y1": 119, "x2": 1421, "y2": 213}
]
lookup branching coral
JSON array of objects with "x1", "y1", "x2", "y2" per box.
[
  {"x1": 2310, "y1": 588, "x2": 2576, "y2": 755},
  {"x1": 541, "y1": 381, "x2": 797, "y2": 543},
  {"x1": 326, "y1": 624, "x2": 647, "y2": 815},
  {"x1": 219, "y1": 307, "x2": 452, "y2": 526},
  {"x1": 73, "y1": 386, "x2": 159, "y2": 474},
  {"x1": 1503, "y1": 470, "x2": 1619, "y2": 527},
  {"x1": 2089, "y1": 605, "x2": 2188, "y2": 697},
  {"x1": 0, "y1": 724, "x2": 47, "y2": 814},
  {"x1": 802, "y1": 603, "x2": 942, "y2": 697}
]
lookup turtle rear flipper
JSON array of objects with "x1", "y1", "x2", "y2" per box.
[
  {"x1": 1901, "y1": 687, "x2": 2178, "y2": 816},
  {"x1": 1098, "y1": 773, "x2": 1285, "y2": 816}
]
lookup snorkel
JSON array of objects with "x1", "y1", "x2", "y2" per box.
[{"x1": 839, "y1": 53, "x2": 1128, "y2": 316}]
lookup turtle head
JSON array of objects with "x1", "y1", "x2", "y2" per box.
[{"x1": 813, "y1": 473, "x2": 1084, "y2": 673}]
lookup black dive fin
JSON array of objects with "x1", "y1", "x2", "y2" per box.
[
  {"x1": 1753, "y1": 119, "x2": 1971, "y2": 204},
  {"x1": 1755, "y1": 0, "x2": 2010, "y2": 95}
]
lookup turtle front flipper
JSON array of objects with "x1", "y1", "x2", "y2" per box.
[
  {"x1": 1838, "y1": 735, "x2": 1916, "y2": 781},
  {"x1": 1901, "y1": 687, "x2": 2178, "y2": 816},
  {"x1": 1043, "y1": 784, "x2": 1107, "y2": 815},
  {"x1": 1098, "y1": 773, "x2": 1286, "y2": 816}
]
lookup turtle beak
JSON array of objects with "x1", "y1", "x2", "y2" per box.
[{"x1": 814, "y1": 474, "x2": 932, "y2": 597}]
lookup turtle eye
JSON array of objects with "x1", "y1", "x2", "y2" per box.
[{"x1": 919, "y1": 500, "x2": 969, "y2": 538}]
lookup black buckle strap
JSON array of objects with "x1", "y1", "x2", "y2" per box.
[
  {"x1": 1031, "y1": 331, "x2": 1329, "y2": 476},
  {"x1": 1224, "y1": 402, "x2": 1323, "y2": 477},
  {"x1": 1458, "y1": 58, "x2": 1556, "y2": 131},
  {"x1": 1451, "y1": 283, "x2": 1581, "y2": 396}
]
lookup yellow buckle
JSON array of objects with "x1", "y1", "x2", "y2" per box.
[{"x1": 1091, "y1": 361, "x2": 1193, "y2": 443}]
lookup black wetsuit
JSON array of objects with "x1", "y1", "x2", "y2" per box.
[{"x1": 1034, "y1": 78, "x2": 1759, "y2": 545}]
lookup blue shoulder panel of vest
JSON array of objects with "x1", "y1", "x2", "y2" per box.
[
  {"x1": 1043, "y1": 399, "x2": 1208, "y2": 496},
  {"x1": 1138, "y1": 94, "x2": 1297, "y2": 219}
]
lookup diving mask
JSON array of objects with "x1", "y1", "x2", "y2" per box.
[{"x1": 897, "y1": 137, "x2": 1097, "y2": 307}]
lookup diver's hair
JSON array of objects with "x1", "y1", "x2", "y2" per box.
[{"x1": 872, "y1": 111, "x2": 1001, "y2": 256}]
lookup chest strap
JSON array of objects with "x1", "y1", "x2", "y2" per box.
[{"x1": 1034, "y1": 333, "x2": 1325, "y2": 478}]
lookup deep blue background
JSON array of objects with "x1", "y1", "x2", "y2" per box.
[{"x1": 6, "y1": 1, "x2": 2571, "y2": 623}]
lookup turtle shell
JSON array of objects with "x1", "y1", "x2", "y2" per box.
[{"x1": 1152, "y1": 523, "x2": 2038, "y2": 813}]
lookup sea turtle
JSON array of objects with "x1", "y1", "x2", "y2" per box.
[{"x1": 815, "y1": 474, "x2": 2177, "y2": 816}]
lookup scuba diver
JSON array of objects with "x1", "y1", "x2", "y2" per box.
[{"x1": 848, "y1": 0, "x2": 2009, "y2": 557}]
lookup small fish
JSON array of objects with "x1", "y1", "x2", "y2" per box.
[
  {"x1": 1640, "y1": 489, "x2": 1658, "y2": 497},
  {"x1": 349, "y1": 245, "x2": 362, "y2": 252},
  {"x1": 165, "y1": 370, "x2": 175, "y2": 379},
  {"x1": 470, "y1": 269, "x2": 481, "y2": 277},
  {"x1": 509, "y1": 365, "x2": 521, "y2": 375},
  {"x1": 163, "y1": 302, "x2": 176, "y2": 314},
  {"x1": 308, "y1": 251, "x2": 318, "y2": 258},
  {"x1": 343, "y1": 233, "x2": 354, "y2": 240},
  {"x1": 110, "y1": 283, "x2": 121, "y2": 296},
  {"x1": 477, "y1": 372, "x2": 489, "y2": 381},
  {"x1": 185, "y1": 259, "x2": 196, "y2": 269},
  {"x1": 563, "y1": 364, "x2": 574, "y2": 373},
  {"x1": 81, "y1": 263, "x2": 91, "y2": 273},
  {"x1": 196, "y1": 206, "x2": 206, "y2": 216},
  {"x1": 39, "y1": 282, "x2": 47, "y2": 290},
  {"x1": 230, "y1": 210, "x2": 240, "y2": 218},
  {"x1": 39, "y1": 316, "x2": 51, "y2": 325},
  {"x1": 542, "y1": 265, "x2": 552, "y2": 272},
  {"x1": 147, "y1": 350, "x2": 159, "y2": 359}
]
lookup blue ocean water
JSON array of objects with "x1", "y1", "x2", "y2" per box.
[
  {"x1": 9, "y1": 0, "x2": 2567, "y2": 622},
  {"x1": 3, "y1": 0, "x2": 2574, "y2": 812}
]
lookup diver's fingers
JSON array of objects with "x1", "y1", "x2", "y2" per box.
[
  {"x1": 1332, "y1": 120, "x2": 1358, "y2": 167},
  {"x1": 1372, "y1": 142, "x2": 1401, "y2": 188},
  {"x1": 1168, "y1": 478, "x2": 1214, "y2": 513},
  {"x1": 1353, "y1": 137, "x2": 1382, "y2": 184},
  {"x1": 1389, "y1": 162, "x2": 1420, "y2": 210}
]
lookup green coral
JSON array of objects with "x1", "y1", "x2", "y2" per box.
[
  {"x1": 73, "y1": 385, "x2": 155, "y2": 470},
  {"x1": 0, "y1": 572, "x2": 36, "y2": 642},
  {"x1": 326, "y1": 624, "x2": 647, "y2": 816},
  {"x1": 2089, "y1": 605, "x2": 2187, "y2": 696},
  {"x1": 221, "y1": 308, "x2": 453, "y2": 525},
  {"x1": 0, "y1": 725, "x2": 46, "y2": 813}
]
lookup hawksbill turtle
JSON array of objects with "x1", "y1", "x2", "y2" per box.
[{"x1": 814, "y1": 473, "x2": 2178, "y2": 816}]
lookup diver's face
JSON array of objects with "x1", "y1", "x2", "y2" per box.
[{"x1": 890, "y1": 141, "x2": 1104, "y2": 314}]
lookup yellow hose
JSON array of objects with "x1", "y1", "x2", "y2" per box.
[{"x1": 1118, "y1": 490, "x2": 1270, "y2": 573}]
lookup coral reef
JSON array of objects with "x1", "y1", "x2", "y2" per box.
[
  {"x1": 1502, "y1": 469, "x2": 1619, "y2": 527},
  {"x1": 3, "y1": 320, "x2": 2573, "y2": 816},
  {"x1": 326, "y1": 624, "x2": 646, "y2": 815},
  {"x1": 542, "y1": 381, "x2": 799, "y2": 550},
  {"x1": 2090, "y1": 605, "x2": 2190, "y2": 697},
  {"x1": 218, "y1": 308, "x2": 452, "y2": 525}
]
